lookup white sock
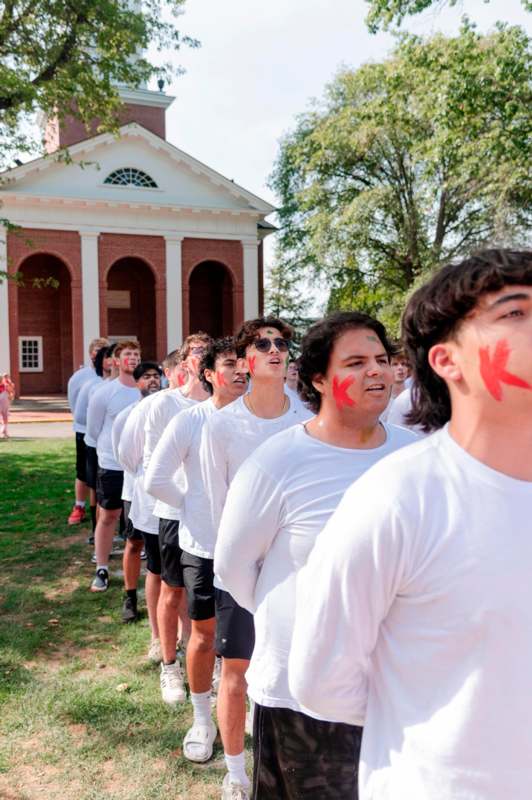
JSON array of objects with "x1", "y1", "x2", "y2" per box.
[
  {"x1": 96, "y1": 565, "x2": 108, "y2": 573},
  {"x1": 75, "y1": 501, "x2": 85, "y2": 508},
  {"x1": 225, "y1": 751, "x2": 249, "y2": 787},
  {"x1": 191, "y1": 690, "x2": 212, "y2": 727}
]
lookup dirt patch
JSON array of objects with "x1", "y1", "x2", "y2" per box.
[
  {"x1": 43, "y1": 577, "x2": 81, "y2": 600},
  {"x1": 53, "y1": 532, "x2": 87, "y2": 550}
]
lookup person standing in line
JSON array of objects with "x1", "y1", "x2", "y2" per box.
[
  {"x1": 215, "y1": 313, "x2": 418, "y2": 799},
  {"x1": 144, "y1": 333, "x2": 212, "y2": 706},
  {"x1": 381, "y1": 347, "x2": 411, "y2": 422},
  {"x1": 289, "y1": 250, "x2": 532, "y2": 800},
  {"x1": 145, "y1": 338, "x2": 248, "y2": 764},
  {"x1": 199, "y1": 317, "x2": 312, "y2": 800},
  {"x1": 0, "y1": 372, "x2": 15, "y2": 439},
  {"x1": 66, "y1": 337, "x2": 109, "y2": 524},
  {"x1": 86, "y1": 340, "x2": 141, "y2": 592}
]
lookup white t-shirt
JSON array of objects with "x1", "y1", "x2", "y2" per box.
[
  {"x1": 143, "y1": 388, "x2": 198, "y2": 520},
  {"x1": 67, "y1": 365, "x2": 94, "y2": 430},
  {"x1": 86, "y1": 378, "x2": 140, "y2": 470},
  {"x1": 145, "y1": 399, "x2": 217, "y2": 558},
  {"x1": 74, "y1": 374, "x2": 103, "y2": 434},
  {"x1": 215, "y1": 422, "x2": 417, "y2": 715},
  {"x1": 387, "y1": 386, "x2": 427, "y2": 436},
  {"x1": 112, "y1": 401, "x2": 137, "y2": 503},
  {"x1": 119, "y1": 392, "x2": 162, "y2": 535},
  {"x1": 289, "y1": 426, "x2": 532, "y2": 800}
]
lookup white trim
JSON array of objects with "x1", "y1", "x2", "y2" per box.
[
  {"x1": 0, "y1": 227, "x2": 10, "y2": 374},
  {"x1": 242, "y1": 240, "x2": 259, "y2": 320},
  {"x1": 117, "y1": 86, "x2": 175, "y2": 110},
  {"x1": 80, "y1": 232, "x2": 100, "y2": 364},
  {"x1": 165, "y1": 236, "x2": 183, "y2": 349},
  {"x1": 19, "y1": 336, "x2": 43, "y2": 372}
]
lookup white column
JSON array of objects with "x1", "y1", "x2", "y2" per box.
[
  {"x1": 242, "y1": 238, "x2": 259, "y2": 319},
  {"x1": 80, "y1": 231, "x2": 100, "y2": 364},
  {"x1": 0, "y1": 227, "x2": 10, "y2": 374},
  {"x1": 165, "y1": 235, "x2": 183, "y2": 348}
]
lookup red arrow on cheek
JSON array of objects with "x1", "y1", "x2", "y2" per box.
[
  {"x1": 216, "y1": 371, "x2": 226, "y2": 387},
  {"x1": 332, "y1": 374, "x2": 356, "y2": 409},
  {"x1": 247, "y1": 355, "x2": 256, "y2": 376},
  {"x1": 479, "y1": 339, "x2": 531, "y2": 401}
]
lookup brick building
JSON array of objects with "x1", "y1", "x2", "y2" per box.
[{"x1": 0, "y1": 86, "x2": 275, "y2": 395}]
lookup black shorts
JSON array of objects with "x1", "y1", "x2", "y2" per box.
[
  {"x1": 85, "y1": 445, "x2": 98, "y2": 490},
  {"x1": 142, "y1": 532, "x2": 161, "y2": 575},
  {"x1": 96, "y1": 467, "x2": 123, "y2": 510},
  {"x1": 252, "y1": 704, "x2": 362, "y2": 800},
  {"x1": 181, "y1": 551, "x2": 215, "y2": 621},
  {"x1": 215, "y1": 588, "x2": 255, "y2": 660},
  {"x1": 124, "y1": 502, "x2": 143, "y2": 542},
  {"x1": 75, "y1": 433, "x2": 87, "y2": 483},
  {"x1": 158, "y1": 518, "x2": 183, "y2": 587}
]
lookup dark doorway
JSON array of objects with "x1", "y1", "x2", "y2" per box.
[
  {"x1": 189, "y1": 261, "x2": 233, "y2": 338},
  {"x1": 107, "y1": 257, "x2": 156, "y2": 359},
  {"x1": 17, "y1": 253, "x2": 73, "y2": 394}
]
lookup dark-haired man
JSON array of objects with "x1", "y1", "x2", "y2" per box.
[
  {"x1": 215, "y1": 312, "x2": 417, "y2": 799},
  {"x1": 289, "y1": 250, "x2": 532, "y2": 799},
  {"x1": 200, "y1": 317, "x2": 312, "y2": 799},
  {"x1": 145, "y1": 338, "x2": 248, "y2": 764},
  {"x1": 86, "y1": 340, "x2": 141, "y2": 592},
  {"x1": 144, "y1": 332, "x2": 212, "y2": 704}
]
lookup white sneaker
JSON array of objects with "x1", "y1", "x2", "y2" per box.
[
  {"x1": 221, "y1": 774, "x2": 250, "y2": 800},
  {"x1": 147, "y1": 638, "x2": 162, "y2": 663},
  {"x1": 183, "y1": 719, "x2": 217, "y2": 762},
  {"x1": 160, "y1": 661, "x2": 186, "y2": 705}
]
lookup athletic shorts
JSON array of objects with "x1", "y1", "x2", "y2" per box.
[
  {"x1": 158, "y1": 518, "x2": 183, "y2": 587},
  {"x1": 252, "y1": 704, "x2": 362, "y2": 800},
  {"x1": 215, "y1": 588, "x2": 255, "y2": 661},
  {"x1": 75, "y1": 433, "x2": 87, "y2": 483},
  {"x1": 141, "y1": 532, "x2": 161, "y2": 575},
  {"x1": 85, "y1": 445, "x2": 98, "y2": 490},
  {"x1": 181, "y1": 551, "x2": 215, "y2": 621},
  {"x1": 96, "y1": 467, "x2": 123, "y2": 510}
]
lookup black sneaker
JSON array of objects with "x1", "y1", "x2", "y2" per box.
[
  {"x1": 86, "y1": 534, "x2": 95, "y2": 545},
  {"x1": 122, "y1": 595, "x2": 138, "y2": 623},
  {"x1": 90, "y1": 568, "x2": 109, "y2": 593}
]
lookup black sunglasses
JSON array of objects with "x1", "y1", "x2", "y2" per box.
[{"x1": 254, "y1": 337, "x2": 290, "y2": 353}]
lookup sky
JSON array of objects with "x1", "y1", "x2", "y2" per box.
[{"x1": 164, "y1": 0, "x2": 531, "y2": 220}]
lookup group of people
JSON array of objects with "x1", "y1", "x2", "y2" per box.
[{"x1": 64, "y1": 248, "x2": 532, "y2": 800}]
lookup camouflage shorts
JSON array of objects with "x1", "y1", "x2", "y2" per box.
[{"x1": 252, "y1": 703, "x2": 362, "y2": 799}]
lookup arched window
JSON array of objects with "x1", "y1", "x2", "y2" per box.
[{"x1": 104, "y1": 167, "x2": 158, "y2": 188}]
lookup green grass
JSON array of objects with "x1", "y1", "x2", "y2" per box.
[{"x1": 0, "y1": 437, "x2": 249, "y2": 799}]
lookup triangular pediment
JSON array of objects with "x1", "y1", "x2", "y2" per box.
[{"x1": 0, "y1": 124, "x2": 275, "y2": 216}]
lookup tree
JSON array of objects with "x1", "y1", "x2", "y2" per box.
[
  {"x1": 365, "y1": 0, "x2": 531, "y2": 33},
  {"x1": 264, "y1": 255, "x2": 315, "y2": 343},
  {"x1": 0, "y1": 0, "x2": 198, "y2": 168},
  {"x1": 271, "y1": 24, "x2": 532, "y2": 332}
]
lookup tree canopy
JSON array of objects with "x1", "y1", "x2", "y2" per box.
[
  {"x1": 365, "y1": 0, "x2": 531, "y2": 33},
  {"x1": 270, "y1": 23, "x2": 532, "y2": 332},
  {"x1": 0, "y1": 0, "x2": 198, "y2": 168}
]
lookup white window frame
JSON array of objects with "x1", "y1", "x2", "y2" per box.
[{"x1": 19, "y1": 336, "x2": 43, "y2": 372}]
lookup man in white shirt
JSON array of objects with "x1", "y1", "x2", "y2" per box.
[
  {"x1": 215, "y1": 312, "x2": 417, "y2": 798},
  {"x1": 86, "y1": 340, "x2": 141, "y2": 593},
  {"x1": 66, "y1": 337, "x2": 108, "y2": 525},
  {"x1": 143, "y1": 333, "x2": 211, "y2": 704},
  {"x1": 145, "y1": 338, "x2": 248, "y2": 764},
  {"x1": 200, "y1": 316, "x2": 312, "y2": 800},
  {"x1": 289, "y1": 249, "x2": 532, "y2": 800}
]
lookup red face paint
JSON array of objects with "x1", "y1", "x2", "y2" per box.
[
  {"x1": 479, "y1": 339, "x2": 531, "y2": 401},
  {"x1": 177, "y1": 372, "x2": 187, "y2": 387},
  {"x1": 216, "y1": 371, "x2": 226, "y2": 387},
  {"x1": 247, "y1": 355, "x2": 256, "y2": 376},
  {"x1": 332, "y1": 374, "x2": 356, "y2": 409}
]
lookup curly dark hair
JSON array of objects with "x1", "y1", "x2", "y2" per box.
[
  {"x1": 402, "y1": 249, "x2": 532, "y2": 433},
  {"x1": 234, "y1": 316, "x2": 293, "y2": 357},
  {"x1": 199, "y1": 337, "x2": 238, "y2": 394},
  {"x1": 133, "y1": 361, "x2": 162, "y2": 381},
  {"x1": 93, "y1": 345, "x2": 109, "y2": 378},
  {"x1": 298, "y1": 311, "x2": 394, "y2": 413}
]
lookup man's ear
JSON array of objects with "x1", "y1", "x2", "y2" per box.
[
  {"x1": 428, "y1": 342, "x2": 462, "y2": 383},
  {"x1": 311, "y1": 373, "x2": 326, "y2": 398}
]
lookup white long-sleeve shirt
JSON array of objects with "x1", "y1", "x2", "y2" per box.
[
  {"x1": 74, "y1": 374, "x2": 103, "y2": 434},
  {"x1": 86, "y1": 378, "x2": 140, "y2": 470},
  {"x1": 143, "y1": 388, "x2": 197, "y2": 520},
  {"x1": 215, "y1": 422, "x2": 417, "y2": 716},
  {"x1": 145, "y1": 399, "x2": 217, "y2": 558},
  {"x1": 68, "y1": 365, "x2": 95, "y2": 431},
  {"x1": 112, "y1": 401, "x2": 137, "y2": 503},
  {"x1": 289, "y1": 426, "x2": 532, "y2": 800},
  {"x1": 118, "y1": 392, "x2": 162, "y2": 534}
]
